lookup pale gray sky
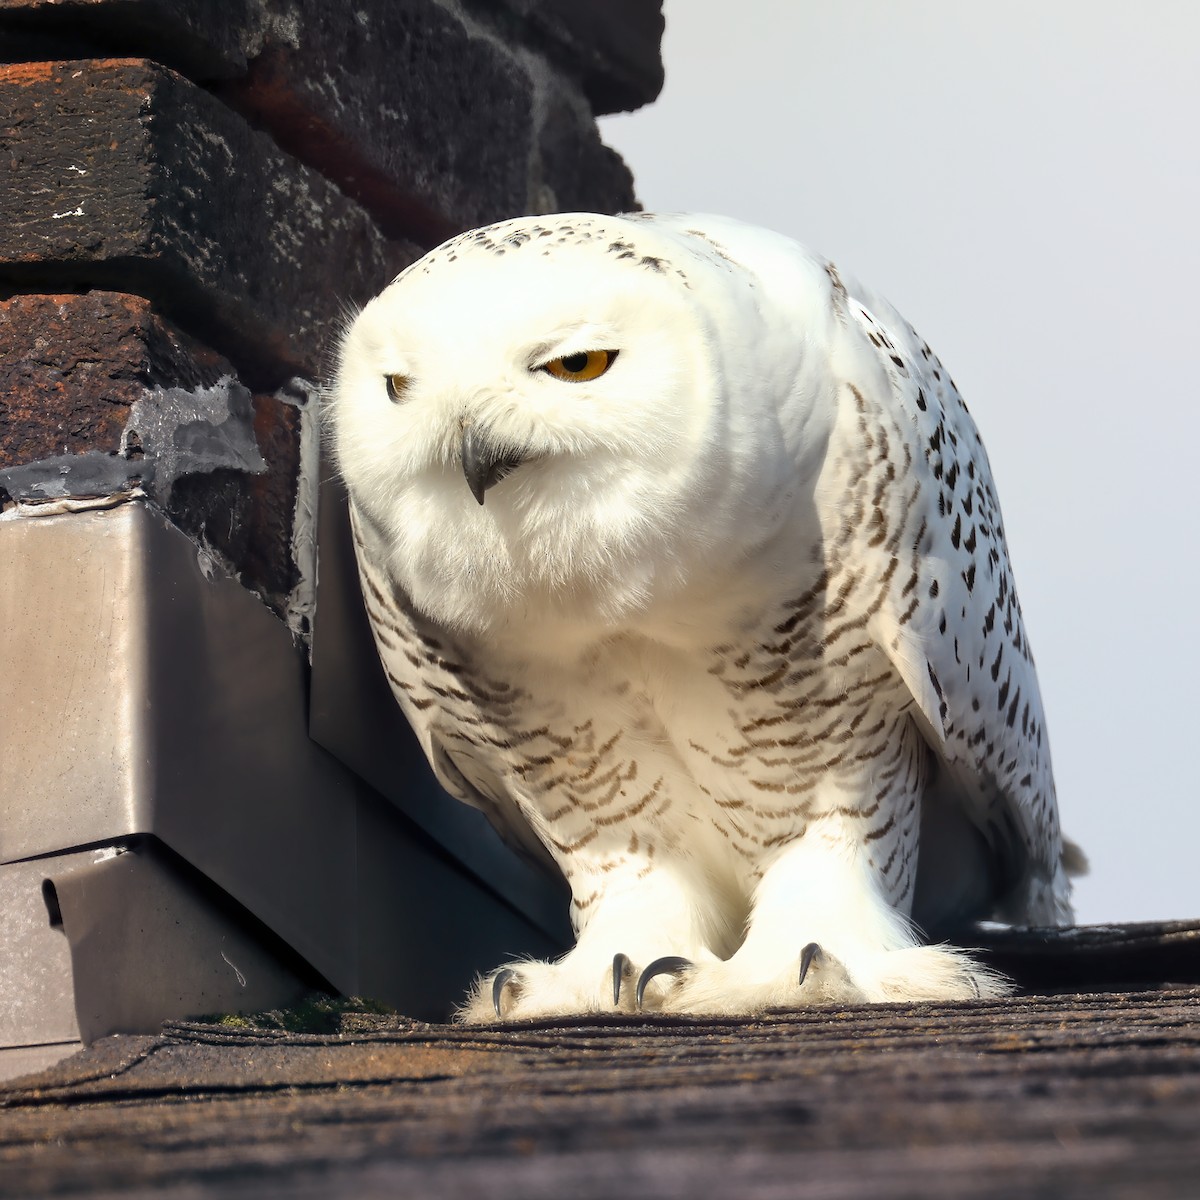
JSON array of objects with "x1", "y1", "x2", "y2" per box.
[{"x1": 601, "y1": 1, "x2": 1200, "y2": 925}]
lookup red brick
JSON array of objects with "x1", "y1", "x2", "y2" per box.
[
  {"x1": 0, "y1": 291, "x2": 227, "y2": 465},
  {"x1": 0, "y1": 3, "x2": 650, "y2": 244},
  {"x1": 0, "y1": 290, "x2": 306, "y2": 617},
  {"x1": 0, "y1": 0, "x2": 259, "y2": 78},
  {"x1": 0, "y1": 59, "x2": 418, "y2": 386}
]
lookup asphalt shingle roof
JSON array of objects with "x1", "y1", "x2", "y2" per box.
[{"x1": 4, "y1": 953, "x2": 1200, "y2": 1198}]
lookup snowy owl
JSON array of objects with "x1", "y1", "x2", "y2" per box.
[{"x1": 330, "y1": 212, "x2": 1080, "y2": 1022}]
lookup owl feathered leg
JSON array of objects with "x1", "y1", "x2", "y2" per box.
[
  {"x1": 456, "y1": 858, "x2": 735, "y2": 1023},
  {"x1": 648, "y1": 814, "x2": 1010, "y2": 1015}
]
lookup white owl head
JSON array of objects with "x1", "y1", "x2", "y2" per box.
[{"x1": 329, "y1": 213, "x2": 841, "y2": 636}]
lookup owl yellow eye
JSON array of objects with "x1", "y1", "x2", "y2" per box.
[
  {"x1": 385, "y1": 373, "x2": 410, "y2": 403},
  {"x1": 540, "y1": 349, "x2": 618, "y2": 382}
]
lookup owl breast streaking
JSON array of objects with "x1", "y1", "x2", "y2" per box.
[{"x1": 330, "y1": 212, "x2": 1081, "y2": 1021}]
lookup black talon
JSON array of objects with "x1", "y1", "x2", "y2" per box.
[
  {"x1": 612, "y1": 953, "x2": 631, "y2": 1006},
  {"x1": 798, "y1": 942, "x2": 822, "y2": 987},
  {"x1": 636, "y1": 955, "x2": 693, "y2": 1009},
  {"x1": 492, "y1": 968, "x2": 517, "y2": 1018}
]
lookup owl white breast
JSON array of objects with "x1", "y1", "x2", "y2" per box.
[{"x1": 330, "y1": 212, "x2": 1079, "y2": 1022}]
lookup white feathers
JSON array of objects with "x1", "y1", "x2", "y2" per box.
[{"x1": 330, "y1": 212, "x2": 1076, "y2": 1021}]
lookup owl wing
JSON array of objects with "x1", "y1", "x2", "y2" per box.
[
  {"x1": 348, "y1": 502, "x2": 562, "y2": 878},
  {"x1": 839, "y1": 284, "x2": 1072, "y2": 928}
]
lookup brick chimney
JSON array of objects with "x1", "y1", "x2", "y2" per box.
[{"x1": 0, "y1": 0, "x2": 664, "y2": 1080}]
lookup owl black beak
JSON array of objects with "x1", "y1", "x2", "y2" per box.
[{"x1": 460, "y1": 424, "x2": 527, "y2": 505}]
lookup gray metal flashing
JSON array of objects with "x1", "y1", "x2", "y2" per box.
[
  {"x1": 0, "y1": 500, "x2": 358, "y2": 990},
  {"x1": 0, "y1": 853, "x2": 82, "y2": 1052},
  {"x1": 0, "y1": 496, "x2": 563, "y2": 1061},
  {"x1": 44, "y1": 840, "x2": 318, "y2": 1045},
  {"x1": 0, "y1": 840, "x2": 321, "y2": 1083}
]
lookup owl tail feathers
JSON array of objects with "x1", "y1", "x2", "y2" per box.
[
  {"x1": 1010, "y1": 836, "x2": 1089, "y2": 930},
  {"x1": 1061, "y1": 837, "x2": 1089, "y2": 878}
]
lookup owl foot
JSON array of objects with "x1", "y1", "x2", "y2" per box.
[
  {"x1": 634, "y1": 955, "x2": 694, "y2": 1008},
  {"x1": 462, "y1": 954, "x2": 646, "y2": 1022},
  {"x1": 463, "y1": 943, "x2": 723, "y2": 1022},
  {"x1": 797, "y1": 941, "x2": 821, "y2": 985},
  {"x1": 491, "y1": 968, "x2": 519, "y2": 1016},
  {"x1": 612, "y1": 953, "x2": 632, "y2": 1004},
  {"x1": 463, "y1": 940, "x2": 1008, "y2": 1021},
  {"x1": 633, "y1": 943, "x2": 861, "y2": 1014},
  {"x1": 634, "y1": 942, "x2": 1008, "y2": 1016},
  {"x1": 631, "y1": 944, "x2": 828, "y2": 1011}
]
